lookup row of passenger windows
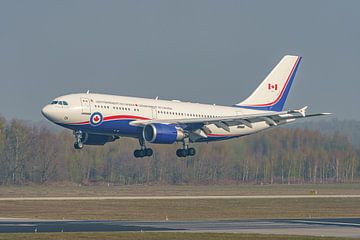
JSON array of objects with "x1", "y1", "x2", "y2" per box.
[
  {"x1": 157, "y1": 111, "x2": 218, "y2": 118},
  {"x1": 94, "y1": 105, "x2": 219, "y2": 118},
  {"x1": 94, "y1": 105, "x2": 140, "y2": 112}
]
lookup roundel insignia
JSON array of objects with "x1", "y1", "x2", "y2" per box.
[{"x1": 90, "y1": 112, "x2": 103, "y2": 126}]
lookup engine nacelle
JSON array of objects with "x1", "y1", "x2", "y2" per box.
[
  {"x1": 143, "y1": 124, "x2": 185, "y2": 144},
  {"x1": 82, "y1": 133, "x2": 119, "y2": 145}
]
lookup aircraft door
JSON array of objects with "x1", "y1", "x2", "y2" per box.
[
  {"x1": 80, "y1": 98, "x2": 91, "y2": 115},
  {"x1": 152, "y1": 106, "x2": 157, "y2": 119}
]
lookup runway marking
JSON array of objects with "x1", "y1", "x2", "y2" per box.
[{"x1": 0, "y1": 195, "x2": 359, "y2": 201}]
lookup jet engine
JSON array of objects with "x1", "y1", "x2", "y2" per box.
[{"x1": 143, "y1": 123, "x2": 185, "y2": 144}]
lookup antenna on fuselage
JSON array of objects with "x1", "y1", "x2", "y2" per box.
[
  {"x1": 86, "y1": 90, "x2": 90, "y2": 94},
  {"x1": 155, "y1": 96, "x2": 159, "y2": 100}
]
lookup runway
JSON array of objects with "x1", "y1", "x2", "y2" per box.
[
  {"x1": 0, "y1": 218, "x2": 359, "y2": 237},
  {"x1": 0, "y1": 195, "x2": 359, "y2": 201}
]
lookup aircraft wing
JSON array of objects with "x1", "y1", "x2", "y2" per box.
[{"x1": 130, "y1": 106, "x2": 330, "y2": 133}]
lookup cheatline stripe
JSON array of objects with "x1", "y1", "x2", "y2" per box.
[{"x1": 69, "y1": 115, "x2": 151, "y2": 125}]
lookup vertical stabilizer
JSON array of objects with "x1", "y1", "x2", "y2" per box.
[{"x1": 236, "y1": 55, "x2": 301, "y2": 111}]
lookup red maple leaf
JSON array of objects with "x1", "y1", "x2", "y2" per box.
[{"x1": 93, "y1": 116, "x2": 100, "y2": 122}]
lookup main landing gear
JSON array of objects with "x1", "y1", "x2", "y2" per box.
[
  {"x1": 134, "y1": 138, "x2": 153, "y2": 158},
  {"x1": 176, "y1": 139, "x2": 196, "y2": 158},
  {"x1": 73, "y1": 130, "x2": 84, "y2": 150}
]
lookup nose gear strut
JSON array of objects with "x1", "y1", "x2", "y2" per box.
[{"x1": 73, "y1": 130, "x2": 84, "y2": 149}]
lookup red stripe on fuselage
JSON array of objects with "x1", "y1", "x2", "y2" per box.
[
  {"x1": 103, "y1": 115, "x2": 150, "y2": 121},
  {"x1": 69, "y1": 115, "x2": 151, "y2": 125},
  {"x1": 71, "y1": 120, "x2": 90, "y2": 125}
]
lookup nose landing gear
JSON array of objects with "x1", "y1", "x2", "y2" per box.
[
  {"x1": 74, "y1": 142, "x2": 83, "y2": 150},
  {"x1": 73, "y1": 130, "x2": 84, "y2": 150},
  {"x1": 134, "y1": 138, "x2": 153, "y2": 158}
]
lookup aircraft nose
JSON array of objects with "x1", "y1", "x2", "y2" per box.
[
  {"x1": 41, "y1": 105, "x2": 55, "y2": 121},
  {"x1": 41, "y1": 105, "x2": 49, "y2": 118}
]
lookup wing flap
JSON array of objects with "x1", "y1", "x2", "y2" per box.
[
  {"x1": 129, "y1": 110, "x2": 287, "y2": 127},
  {"x1": 129, "y1": 107, "x2": 331, "y2": 131}
]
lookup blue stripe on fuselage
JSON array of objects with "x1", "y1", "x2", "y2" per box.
[
  {"x1": 59, "y1": 120, "x2": 244, "y2": 143},
  {"x1": 59, "y1": 119, "x2": 142, "y2": 136}
]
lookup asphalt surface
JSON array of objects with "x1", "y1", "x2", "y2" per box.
[{"x1": 0, "y1": 218, "x2": 359, "y2": 237}]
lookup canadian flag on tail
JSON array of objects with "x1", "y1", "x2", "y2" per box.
[{"x1": 268, "y1": 83, "x2": 278, "y2": 91}]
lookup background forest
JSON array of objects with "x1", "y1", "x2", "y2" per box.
[{"x1": 0, "y1": 116, "x2": 358, "y2": 185}]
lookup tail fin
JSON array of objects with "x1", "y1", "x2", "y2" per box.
[{"x1": 235, "y1": 55, "x2": 302, "y2": 111}]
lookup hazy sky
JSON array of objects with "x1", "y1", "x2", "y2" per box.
[{"x1": 0, "y1": 0, "x2": 359, "y2": 121}]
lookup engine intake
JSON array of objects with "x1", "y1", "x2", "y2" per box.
[{"x1": 143, "y1": 124, "x2": 185, "y2": 144}]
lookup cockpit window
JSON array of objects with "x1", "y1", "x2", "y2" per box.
[{"x1": 50, "y1": 100, "x2": 69, "y2": 106}]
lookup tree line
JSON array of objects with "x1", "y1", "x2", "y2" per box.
[{"x1": 0, "y1": 116, "x2": 358, "y2": 185}]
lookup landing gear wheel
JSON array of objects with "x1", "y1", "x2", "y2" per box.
[
  {"x1": 176, "y1": 149, "x2": 182, "y2": 157},
  {"x1": 188, "y1": 147, "x2": 196, "y2": 156},
  {"x1": 74, "y1": 142, "x2": 83, "y2": 150},
  {"x1": 134, "y1": 149, "x2": 144, "y2": 158},
  {"x1": 176, "y1": 148, "x2": 189, "y2": 157},
  {"x1": 144, "y1": 148, "x2": 153, "y2": 157},
  {"x1": 134, "y1": 150, "x2": 139, "y2": 158},
  {"x1": 180, "y1": 149, "x2": 188, "y2": 157},
  {"x1": 176, "y1": 147, "x2": 196, "y2": 157},
  {"x1": 134, "y1": 148, "x2": 153, "y2": 158},
  {"x1": 134, "y1": 138, "x2": 154, "y2": 158},
  {"x1": 73, "y1": 130, "x2": 84, "y2": 150}
]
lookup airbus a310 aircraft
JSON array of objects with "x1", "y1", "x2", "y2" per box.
[{"x1": 42, "y1": 55, "x2": 329, "y2": 158}]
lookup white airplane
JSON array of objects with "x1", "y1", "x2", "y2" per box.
[{"x1": 42, "y1": 55, "x2": 329, "y2": 158}]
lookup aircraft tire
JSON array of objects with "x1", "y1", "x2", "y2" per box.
[
  {"x1": 188, "y1": 147, "x2": 196, "y2": 156},
  {"x1": 176, "y1": 149, "x2": 183, "y2": 157},
  {"x1": 180, "y1": 149, "x2": 188, "y2": 157},
  {"x1": 134, "y1": 149, "x2": 141, "y2": 158},
  {"x1": 74, "y1": 142, "x2": 83, "y2": 150},
  {"x1": 145, "y1": 148, "x2": 153, "y2": 157}
]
